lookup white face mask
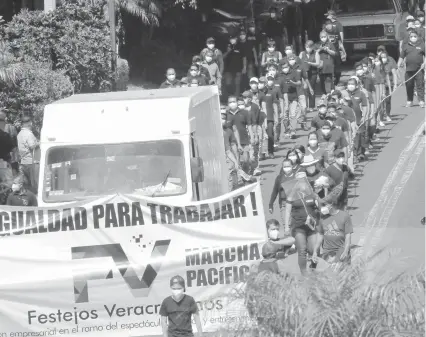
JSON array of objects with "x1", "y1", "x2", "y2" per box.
[
  {"x1": 207, "y1": 44, "x2": 215, "y2": 49},
  {"x1": 283, "y1": 167, "x2": 293, "y2": 174},
  {"x1": 306, "y1": 166, "x2": 316, "y2": 174},
  {"x1": 172, "y1": 289, "x2": 184, "y2": 299},
  {"x1": 240, "y1": 35, "x2": 246, "y2": 41},
  {"x1": 320, "y1": 206, "x2": 330, "y2": 215},
  {"x1": 238, "y1": 104, "x2": 245, "y2": 110},
  {"x1": 268, "y1": 70, "x2": 277, "y2": 77},
  {"x1": 270, "y1": 13, "x2": 276, "y2": 18},
  {"x1": 374, "y1": 61, "x2": 381, "y2": 66},
  {"x1": 190, "y1": 70, "x2": 197, "y2": 76},
  {"x1": 230, "y1": 39, "x2": 237, "y2": 45},
  {"x1": 205, "y1": 57, "x2": 213, "y2": 63},
  {"x1": 267, "y1": 81, "x2": 274, "y2": 87},
  {"x1": 289, "y1": 60, "x2": 296, "y2": 66},
  {"x1": 309, "y1": 139, "x2": 318, "y2": 147},
  {"x1": 288, "y1": 155, "x2": 297, "y2": 163},
  {"x1": 167, "y1": 75, "x2": 176, "y2": 81},
  {"x1": 249, "y1": 27, "x2": 255, "y2": 33},
  {"x1": 319, "y1": 108, "x2": 327, "y2": 116},
  {"x1": 420, "y1": 17, "x2": 424, "y2": 23},
  {"x1": 258, "y1": 83, "x2": 265, "y2": 90},
  {"x1": 190, "y1": 83, "x2": 198, "y2": 87},
  {"x1": 356, "y1": 70, "x2": 364, "y2": 77},
  {"x1": 229, "y1": 102, "x2": 238, "y2": 110},
  {"x1": 250, "y1": 84, "x2": 258, "y2": 91},
  {"x1": 322, "y1": 129, "x2": 331, "y2": 136},
  {"x1": 320, "y1": 37, "x2": 327, "y2": 42},
  {"x1": 285, "y1": 50, "x2": 292, "y2": 55},
  {"x1": 415, "y1": 23, "x2": 421, "y2": 28},
  {"x1": 268, "y1": 47, "x2": 275, "y2": 52},
  {"x1": 363, "y1": 66, "x2": 368, "y2": 73},
  {"x1": 336, "y1": 157, "x2": 345, "y2": 165},
  {"x1": 410, "y1": 37, "x2": 418, "y2": 43},
  {"x1": 12, "y1": 184, "x2": 20, "y2": 192},
  {"x1": 268, "y1": 229, "x2": 279, "y2": 240},
  {"x1": 282, "y1": 68, "x2": 289, "y2": 73},
  {"x1": 347, "y1": 84, "x2": 356, "y2": 92},
  {"x1": 306, "y1": 48, "x2": 312, "y2": 53}
]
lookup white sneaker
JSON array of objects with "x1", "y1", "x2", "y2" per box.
[
  {"x1": 385, "y1": 116, "x2": 392, "y2": 122},
  {"x1": 379, "y1": 121, "x2": 385, "y2": 127}
]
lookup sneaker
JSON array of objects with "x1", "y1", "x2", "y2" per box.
[
  {"x1": 364, "y1": 150, "x2": 370, "y2": 155},
  {"x1": 385, "y1": 116, "x2": 392, "y2": 122},
  {"x1": 253, "y1": 168, "x2": 262, "y2": 176},
  {"x1": 284, "y1": 133, "x2": 291, "y2": 138},
  {"x1": 420, "y1": 101, "x2": 425, "y2": 108},
  {"x1": 274, "y1": 143, "x2": 279, "y2": 148},
  {"x1": 378, "y1": 121, "x2": 385, "y2": 127},
  {"x1": 368, "y1": 144, "x2": 374, "y2": 149},
  {"x1": 268, "y1": 153, "x2": 275, "y2": 159},
  {"x1": 290, "y1": 132, "x2": 296, "y2": 139},
  {"x1": 259, "y1": 153, "x2": 267, "y2": 161},
  {"x1": 238, "y1": 169, "x2": 252, "y2": 182},
  {"x1": 405, "y1": 102, "x2": 413, "y2": 108}
]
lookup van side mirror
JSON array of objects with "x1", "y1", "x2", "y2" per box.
[{"x1": 190, "y1": 157, "x2": 204, "y2": 183}]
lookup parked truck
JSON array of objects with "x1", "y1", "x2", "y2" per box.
[{"x1": 34, "y1": 86, "x2": 228, "y2": 206}]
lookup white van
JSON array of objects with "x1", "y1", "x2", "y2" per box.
[{"x1": 35, "y1": 86, "x2": 229, "y2": 206}]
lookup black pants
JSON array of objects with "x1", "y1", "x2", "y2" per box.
[
  {"x1": 353, "y1": 124, "x2": 368, "y2": 157},
  {"x1": 306, "y1": 72, "x2": 317, "y2": 108},
  {"x1": 405, "y1": 68, "x2": 425, "y2": 102},
  {"x1": 320, "y1": 73, "x2": 334, "y2": 95},
  {"x1": 266, "y1": 120, "x2": 274, "y2": 155},
  {"x1": 334, "y1": 53, "x2": 342, "y2": 86}
]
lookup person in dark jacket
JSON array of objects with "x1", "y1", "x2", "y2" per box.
[
  {"x1": 159, "y1": 68, "x2": 181, "y2": 88},
  {"x1": 264, "y1": 7, "x2": 284, "y2": 53},
  {"x1": 6, "y1": 175, "x2": 38, "y2": 207}
]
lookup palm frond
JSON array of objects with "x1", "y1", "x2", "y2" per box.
[{"x1": 118, "y1": 0, "x2": 161, "y2": 25}]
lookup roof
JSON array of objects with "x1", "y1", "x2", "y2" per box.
[{"x1": 53, "y1": 86, "x2": 217, "y2": 106}]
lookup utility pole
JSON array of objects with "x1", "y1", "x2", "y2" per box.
[{"x1": 108, "y1": 0, "x2": 117, "y2": 91}]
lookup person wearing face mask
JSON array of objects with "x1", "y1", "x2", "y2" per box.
[
  {"x1": 398, "y1": 30, "x2": 425, "y2": 108},
  {"x1": 264, "y1": 7, "x2": 284, "y2": 53},
  {"x1": 159, "y1": 68, "x2": 180, "y2": 89},
  {"x1": 325, "y1": 149, "x2": 349, "y2": 211},
  {"x1": 269, "y1": 159, "x2": 297, "y2": 227},
  {"x1": 187, "y1": 64, "x2": 206, "y2": 87},
  {"x1": 261, "y1": 75, "x2": 281, "y2": 158},
  {"x1": 266, "y1": 63, "x2": 285, "y2": 144},
  {"x1": 160, "y1": 276, "x2": 203, "y2": 337},
  {"x1": 189, "y1": 55, "x2": 211, "y2": 84},
  {"x1": 286, "y1": 149, "x2": 305, "y2": 175},
  {"x1": 323, "y1": 11, "x2": 345, "y2": 86},
  {"x1": 300, "y1": 40, "x2": 320, "y2": 111},
  {"x1": 200, "y1": 37, "x2": 224, "y2": 74},
  {"x1": 180, "y1": 77, "x2": 188, "y2": 87},
  {"x1": 202, "y1": 51, "x2": 222, "y2": 94},
  {"x1": 318, "y1": 31, "x2": 337, "y2": 95},
  {"x1": 346, "y1": 78, "x2": 369, "y2": 162},
  {"x1": 261, "y1": 40, "x2": 282, "y2": 69},
  {"x1": 316, "y1": 119, "x2": 348, "y2": 166},
  {"x1": 239, "y1": 29, "x2": 258, "y2": 84},
  {"x1": 313, "y1": 198, "x2": 353, "y2": 266},
  {"x1": 6, "y1": 175, "x2": 37, "y2": 206},
  {"x1": 246, "y1": 22, "x2": 262, "y2": 75},
  {"x1": 326, "y1": 104, "x2": 350, "y2": 147},
  {"x1": 226, "y1": 96, "x2": 254, "y2": 176},
  {"x1": 265, "y1": 219, "x2": 296, "y2": 255},
  {"x1": 223, "y1": 35, "x2": 246, "y2": 100},
  {"x1": 310, "y1": 101, "x2": 328, "y2": 131},
  {"x1": 222, "y1": 106, "x2": 241, "y2": 191},
  {"x1": 301, "y1": 155, "x2": 333, "y2": 200},
  {"x1": 282, "y1": 171, "x2": 320, "y2": 275},
  {"x1": 378, "y1": 47, "x2": 398, "y2": 121},
  {"x1": 306, "y1": 131, "x2": 327, "y2": 170}
]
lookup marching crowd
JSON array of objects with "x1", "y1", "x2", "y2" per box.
[{"x1": 159, "y1": 8, "x2": 425, "y2": 275}]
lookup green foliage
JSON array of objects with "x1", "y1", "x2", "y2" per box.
[
  {"x1": 116, "y1": 57, "x2": 129, "y2": 91},
  {"x1": 243, "y1": 249, "x2": 425, "y2": 337},
  {"x1": 0, "y1": 41, "x2": 23, "y2": 85},
  {"x1": 0, "y1": 63, "x2": 73, "y2": 134},
  {"x1": 1, "y1": 4, "x2": 114, "y2": 93}
]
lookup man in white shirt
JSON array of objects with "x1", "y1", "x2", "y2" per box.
[{"x1": 17, "y1": 116, "x2": 39, "y2": 193}]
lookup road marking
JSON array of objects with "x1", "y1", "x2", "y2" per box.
[{"x1": 355, "y1": 122, "x2": 425, "y2": 257}]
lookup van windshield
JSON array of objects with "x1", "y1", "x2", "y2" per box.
[
  {"x1": 43, "y1": 140, "x2": 187, "y2": 203},
  {"x1": 335, "y1": 0, "x2": 395, "y2": 14}
]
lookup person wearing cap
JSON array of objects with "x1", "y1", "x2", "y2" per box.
[
  {"x1": 6, "y1": 174, "x2": 38, "y2": 207},
  {"x1": 180, "y1": 77, "x2": 189, "y2": 87},
  {"x1": 417, "y1": 10, "x2": 425, "y2": 27},
  {"x1": 160, "y1": 68, "x2": 181, "y2": 89},
  {"x1": 243, "y1": 90, "x2": 263, "y2": 176},
  {"x1": 301, "y1": 154, "x2": 333, "y2": 200},
  {"x1": 398, "y1": 29, "x2": 425, "y2": 108},
  {"x1": 226, "y1": 96, "x2": 254, "y2": 176},
  {"x1": 17, "y1": 115, "x2": 39, "y2": 193},
  {"x1": 325, "y1": 149, "x2": 350, "y2": 210},
  {"x1": 264, "y1": 7, "x2": 284, "y2": 53},
  {"x1": 323, "y1": 11, "x2": 345, "y2": 86},
  {"x1": 310, "y1": 101, "x2": 327, "y2": 131},
  {"x1": 239, "y1": 29, "x2": 258, "y2": 83},
  {"x1": 300, "y1": 40, "x2": 321, "y2": 111},
  {"x1": 187, "y1": 64, "x2": 207, "y2": 87},
  {"x1": 306, "y1": 131, "x2": 327, "y2": 170},
  {"x1": 313, "y1": 197, "x2": 353, "y2": 265},
  {"x1": 261, "y1": 39, "x2": 282, "y2": 69},
  {"x1": 221, "y1": 105, "x2": 241, "y2": 191},
  {"x1": 316, "y1": 118, "x2": 348, "y2": 166},
  {"x1": 317, "y1": 30, "x2": 337, "y2": 95},
  {"x1": 261, "y1": 74, "x2": 281, "y2": 158},
  {"x1": 160, "y1": 275, "x2": 202, "y2": 337},
  {"x1": 281, "y1": 170, "x2": 320, "y2": 275},
  {"x1": 223, "y1": 35, "x2": 246, "y2": 100},
  {"x1": 202, "y1": 50, "x2": 222, "y2": 93},
  {"x1": 200, "y1": 37, "x2": 224, "y2": 74},
  {"x1": 248, "y1": 77, "x2": 260, "y2": 105}
]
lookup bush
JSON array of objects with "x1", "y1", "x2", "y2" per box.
[
  {"x1": 1, "y1": 3, "x2": 114, "y2": 93},
  {"x1": 244, "y1": 249, "x2": 425, "y2": 337},
  {"x1": 116, "y1": 58, "x2": 129, "y2": 91},
  {"x1": 0, "y1": 63, "x2": 74, "y2": 134}
]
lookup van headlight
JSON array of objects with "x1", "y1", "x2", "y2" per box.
[{"x1": 385, "y1": 24, "x2": 395, "y2": 36}]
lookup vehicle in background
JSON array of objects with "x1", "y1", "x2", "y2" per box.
[
  {"x1": 334, "y1": 0, "x2": 407, "y2": 59},
  {"x1": 34, "y1": 86, "x2": 229, "y2": 206}
]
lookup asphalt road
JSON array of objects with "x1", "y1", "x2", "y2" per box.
[{"x1": 259, "y1": 81, "x2": 425, "y2": 274}]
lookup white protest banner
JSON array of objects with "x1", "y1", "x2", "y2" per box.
[{"x1": 0, "y1": 183, "x2": 266, "y2": 337}]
